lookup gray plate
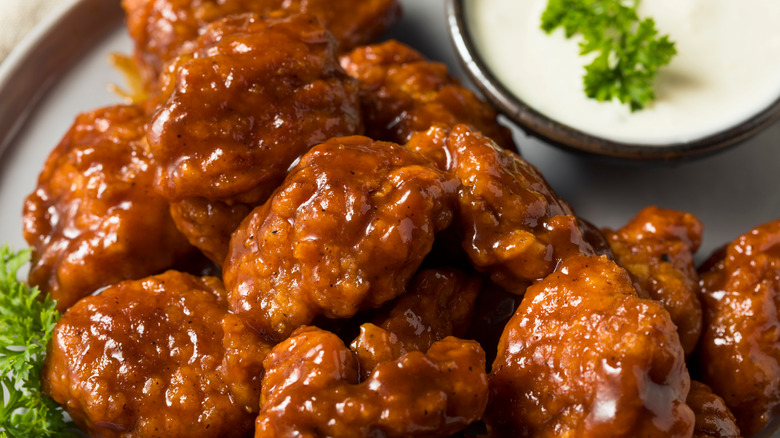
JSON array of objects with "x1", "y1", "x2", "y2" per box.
[{"x1": 0, "y1": 0, "x2": 778, "y2": 436}]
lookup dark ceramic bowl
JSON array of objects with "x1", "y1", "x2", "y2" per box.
[{"x1": 446, "y1": 0, "x2": 780, "y2": 162}]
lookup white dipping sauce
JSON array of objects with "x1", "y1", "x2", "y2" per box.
[{"x1": 466, "y1": 0, "x2": 780, "y2": 144}]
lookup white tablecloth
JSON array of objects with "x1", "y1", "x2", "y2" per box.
[{"x1": 0, "y1": 0, "x2": 68, "y2": 63}]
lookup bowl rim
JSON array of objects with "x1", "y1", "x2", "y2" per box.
[{"x1": 445, "y1": 0, "x2": 780, "y2": 161}]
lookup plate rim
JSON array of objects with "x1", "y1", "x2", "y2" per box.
[{"x1": 0, "y1": 0, "x2": 123, "y2": 159}]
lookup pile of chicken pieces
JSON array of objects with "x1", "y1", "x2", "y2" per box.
[{"x1": 23, "y1": 1, "x2": 780, "y2": 437}]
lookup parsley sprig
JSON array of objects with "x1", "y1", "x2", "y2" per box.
[
  {"x1": 0, "y1": 247, "x2": 77, "y2": 437},
  {"x1": 541, "y1": 0, "x2": 676, "y2": 111}
]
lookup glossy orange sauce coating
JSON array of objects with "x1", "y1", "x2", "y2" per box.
[
  {"x1": 224, "y1": 136, "x2": 460, "y2": 341},
  {"x1": 122, "y1": 0, "x2": 401, "y2": 88},
  {"x1": 148, "y1": 13, "x2": 362, "y2": 204},
  {"x1": 255, "y1": 326, "x2": 488, "y2": 437},
  {"x1": 22, "y1": 104, "x2": 195, "y2": 310},
  {"x1": 340, "y1": 40, "x2": 516, "y2": 151},
  {"x1": 371, "y1": 267, "x2": 480, "y2": 351},
  {"x1": 351, "y1": 267, "x2": 480, "y2": 377},
  {"x1": 687, "y1": 381, "x2": 742, "y2": 438},
  {"x1": 603, "y1": 206, "x2": 704, "y2": 355},
  {"x1": 409, "y1": 125, "x2": 596, "y2": 293},
  {"x1": 42, "y1": 271, "x2": 271, "y2": 437},
  {"x1": 487, "y1": 254, "x2": 694, "y2": 437},
  {"x1": 145, "y1": 13, "x2": 364, "y2": 264},
  {"x1": 698, "y1": 218, "x2": 780, "y2": 436}
]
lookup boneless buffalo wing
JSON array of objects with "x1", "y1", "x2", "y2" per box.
[
  {"x1": 697, "y1": 218, "x2": 780, "y2": 436},
  {"x1": 369, "y1": 267, "x2": 480, "y2": 353},
  {"x1": 351, "y1": 267, "x2": 480, "y2": 376},
  {"x1": 122, "y1": 0, "x2": 401, "y2": 89},
  {"x1": 408, "y1": 125, "x2": 597, "y2": 293},
  {"x1": 340, "y1": 40, "x2": 516, "y2": 150},
  {"x1": 223, "y1": 136, "x2": 460, "y2": 341},
  {"x1": 486, "y1": 255, "x2": 694, "y2": 437},
  {"x1": 147, "y1": 13, "x2": 362, "y2": 262},
  {"x1": 22, "y1": 104, "x2": 195, "y2": 310},
  {"x1": 42, "y1": 271, "x2": 271, "y2": 437},
  {"x1": 603, "y1": 206, "x2": 704, "y2": 355},
  {"x1": 254, "y1": 326, "x2": 488, "y2": 437},
  {"x1": 687, "y1": 381, "x2": 743, "y2": 438},
  {"x1": 149, "y1": 13, "x2": 361, "y2": 203},
  {"x1": 23, "y1": 0, "x2": 780, "y2": 435}
]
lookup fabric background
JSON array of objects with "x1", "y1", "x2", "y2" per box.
[{"x1": 0, "y1": 0, "x2": 69, "y2": 64}]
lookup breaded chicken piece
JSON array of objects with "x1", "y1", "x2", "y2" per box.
[
  {"x1": 408, "y1": 125, "x2": 596, "y2": 293},
  {"x1": 687, "y1": 381, "x2": 742, "y2": 438},
  {"x1": 351, "y1": 267, "x2": 480, "y2": 377},
  {"x1": 255, "y1": 325, "x2": 488, "y2": 437},
  {"x1": 147, "y1": 13, "x2": 363, "y2": 263},
  {"x1": 42, "y1": 271, "x2": 271, "y2": 437},
  {"x1": 223, "y1": 136, "x2": 459, "y2": 341},
  {"x1": 697, "y1": 218, "x2": 780, "y2": 435},
  {"x1": 149, "y1": 13, "x2": 361, "y2": 204},
  {"x1": 486, "y1": 255, "x2": 694, "y2": 437},
  {"x1": 603, "y1": 206, "x2": 704, "y2": 355},
  {"x1": 168, "y1": 197, "x2": 254, "y2": 266},
  {"x1": 340, "y1": 40, "x2": 516, "y2": 151},
  {"x1": 123, "y1": 0, "x2": 401, "y2": 88},
  {"x1": 23, "y1": 104, "x2": 195, "y2": 310}
]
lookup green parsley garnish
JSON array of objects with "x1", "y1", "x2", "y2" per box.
[
  {"x1": 541, "y1": 0, "x2": 677, "y2": 111},
  {"x1": 0, "y1": 246, "x2": 77, "y2": 437}
]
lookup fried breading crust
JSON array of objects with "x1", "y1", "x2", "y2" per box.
[
  {"x1": 340, "y1": 41, "x2": 516, "y2": 151},
  {"x1": 603, "y1": 206, "x2": 704, "y2": 355},
  {"x1": 687, "y1": 381, "x2": 742, "y2": 438},
  {"x1": 123, "y1": 0, "x2": 401, "y2": 88},
  {"x1": 697, "y1": 218, "x2": 780, "y2": 436},
  {"x1": 42, "y1": 271, "x2": 271, "y2": 438},
  {"x1": 486, "y1": 255, "x2": 694, "y2": 437},
  {"x1": 408, "y1": 125, "x2": 596, "y2": 293},
  {"x1": 255, "y1": 325, "x2": 488, "y2": 437},
  {"x1": 149, "y1": 13, "x2": 362, "y2": 204},
  {"x1": 23, "y1": 104, "x2": 195, "y2": 310},
  {"x1": 224, "y1": 136, "x2": 460, "y2": 341}
]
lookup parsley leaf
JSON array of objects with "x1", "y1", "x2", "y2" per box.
[
  {"x1": 541, "y1": 0, "x2": 676, "y2": 111},
  {"x1": 0, "y1": 246, "x2": 78, "y2": 437}
]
